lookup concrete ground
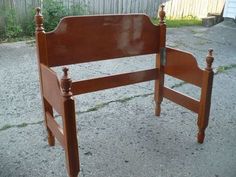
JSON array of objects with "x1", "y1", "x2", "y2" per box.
[{"x1": 0, "y1": 19, "x2": 236, "y2": 177}]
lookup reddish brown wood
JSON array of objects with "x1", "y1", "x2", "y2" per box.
[
  {"x1": 159, "y1": 4, "x2": 166, "y2": 25},
  {"x1": 154, "y1": 54, "x2": 164, "y2": 116},
  {"x1": 197, "y1": 49, "x2": 214, "y2": 143},
  {"x1": 163, "y1": 86, "x2": 200, "y2": 113},
  {"x1": 46, "y1": 14, "x2": 160, "y2": 67},
  {"x1": 71, "y1": 69, "x2": 158, "y2": 95},
  {"x1": 154, "y1": 5, "x2": 166, "y2": 116},
  {"x1": 46, "y1": 112, "x2": 65, "y2": 148},
  {"x1": 40, "y1": 64, "x2": 63, "y2": 115},
  {"x1": 165, "y1": 47, "x2": 203, "y2": 87},
  {"x1": 35, "y1": 6, "x2": 214, "y2": 177},
  {"x1": 43, "y1": 99, "x2": 55, "y2": 146},
  {"x1": 61, "y1": 67, "x2": 72, "y2": 96},
  {"x1": 35, "y1": 8, "x2": 55, "y2": 146},
  {"x1": 61, "y1": 69, "x2": 80, "y2": 177}
]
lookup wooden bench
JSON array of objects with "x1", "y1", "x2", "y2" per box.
[{"x1": 35, "y1": 5, "x2": 214, "y2": 177}]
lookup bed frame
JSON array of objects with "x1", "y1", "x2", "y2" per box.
[{"x1": 35, "y1": 5, "x2": 214, "y2": 177}]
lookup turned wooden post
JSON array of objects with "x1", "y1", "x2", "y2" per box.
[
  {"x1": 35, "y1": 7, "x2": 55, "y2": 146},
  {"x1": 155, "y1": 4, "x2": 166, "y2": 116},
  {"x1": 197, "y1": 49, "x2": 214, "y2": 143},
  {"x1": 61, "y1": 67, "x2": 80, "y2": 177}
]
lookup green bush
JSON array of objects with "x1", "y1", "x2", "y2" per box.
[
  {"x1": 22, "y1": 7, "x2": 36, "y2": 37},
  {"x1": 70, "y1": 3, "x2": 88, "y2": 15},
  {"x1": 42, "y1": 0, "x2": 88, "y2": 31},
  {"x1": 4, "y1": 9, "x2": 22, "y2": 38},
  {"x1": 42, "y1": 0, "x2": 67, "y2": 32},
  {"x1": 0, "y1": 0, "x2": 88, "y2": 41}
]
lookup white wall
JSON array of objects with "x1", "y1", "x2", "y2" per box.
[{"x1": 223, "y1": 0, "x2": 236, "y2": 18}]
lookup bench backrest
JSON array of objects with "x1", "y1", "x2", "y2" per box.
[{"x1": 36, "y1": 14, "x2": 161, "y2": 67}]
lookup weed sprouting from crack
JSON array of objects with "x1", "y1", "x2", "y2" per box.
[
  {"x1": 171, "y1": 81, "x2": 186, "y2": 89},
  {"x1": 85, "y1": 104, "x2": 105, "y2": 112},
  {"x1": 215, "y1": 64, "x2": 236, "y2": 74},
  {"x1": 16, "y1": 123, "x2": 28, "y2": 128},
  {"x1": 0, "y1": 124, "x2": 12, "y2": 131},
  {"x1": 0, "y1": 121, "x2": 43, "y2": 132},
  {"x1": 78, "y1": 93, "x2": 153, "y2": 114}
]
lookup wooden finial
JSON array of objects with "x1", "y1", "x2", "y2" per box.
[
  {"x1": 159, "y1": 4, "x2": 166, "y2": 25},
  {"x1": 61, "y1": 67, "x2": 72, "y2": 97},
  {"x1": 206, "y1": 49, "x2": 214, "y2": 71},
  {"x1": 35, "y1": 7, "x2": 44, "y2": 31}
]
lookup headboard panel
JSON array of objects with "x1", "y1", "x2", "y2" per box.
[{"x1": 45, "y1": 14, "x2": 160, "y2": 67}]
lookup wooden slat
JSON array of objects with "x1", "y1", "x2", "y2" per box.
[
  {"x1": 163, "y1": 86, "x2": 199, "y2": 113},
  {"x1": 71, "y1": 68, "x2": 158, "y2": 95},
  {"x1": 46, "y1": 112, "x2": 65, "y2": 149}
]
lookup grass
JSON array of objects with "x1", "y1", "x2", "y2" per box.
[
  {"x1": 152, "y1": 17, "x2": 202, "y2": 28},
  {"x1": 215, "y1": 64, "x2": 236, "y2": 74}
]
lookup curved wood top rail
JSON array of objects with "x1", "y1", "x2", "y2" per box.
[
  {"x1": 46, "y1": 14, "x2": 160, "y2": 67},
  {"x1": 165, "y1": 47, "x2": 203, "y2": 87}
]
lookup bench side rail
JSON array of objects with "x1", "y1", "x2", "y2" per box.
[
  {"x1": 162, "y1": 47, "x2": 205, "y2": 113},
  {"x1": 164, "y1": 47, "x2": 203, "y2": 87},
  {"x1": 41, "y1": 64, "x2": 64, "y2": 115}
]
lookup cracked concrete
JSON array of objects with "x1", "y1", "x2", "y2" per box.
[{"x1": 0, "y1": 19, "x2": 236, "y2": 177}]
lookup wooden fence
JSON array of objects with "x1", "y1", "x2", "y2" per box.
[
  {"x1": 68, "y1": 0, "x2": 225, "y2": 18},
  {"x1": 0, "y1": 0, "x2": 225, "y2": 18},
  {"x1": 165, "y1": 0, "x2": 225, "y2": 18},
  {"x1": 0, "y1": 0, "x2": 225, "y2": 31}
]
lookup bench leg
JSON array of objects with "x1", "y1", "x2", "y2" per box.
[
  {"x1": 197, "y1": 112, "x2": 210, "y2": 144},
  {"x1": 43, "y1": 98, "x2": 55, "y2": 146},
  {"x1": 154, "y1": 54, "x2": 164, "y2": 116},
  {"x1": 63, "y1": 99, "x2": 80, "y2": 177},
  {"x1": 154, "y1": 78, "x2": 163, "y2": 116},
  {"x1": 197, "y1": 70, "x2": 213, "y2": 143}
]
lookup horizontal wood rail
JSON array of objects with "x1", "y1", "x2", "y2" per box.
[
  {"x1": 163, "y1": 86, "x2": 200, "y2": 113},
  {"x1": 71, "y1": 68, "x2": 159, "y2": 95},
  {"x1": 46, "y1": 112, "x2": 65, "y2": 149}
]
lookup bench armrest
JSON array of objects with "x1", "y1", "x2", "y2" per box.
[
  {"x1": 165, "y1": 47, "x2": 204, "y2": 87},
  {"x1": 40, "y1": 64, "x2": 64, "y2": 115}
]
